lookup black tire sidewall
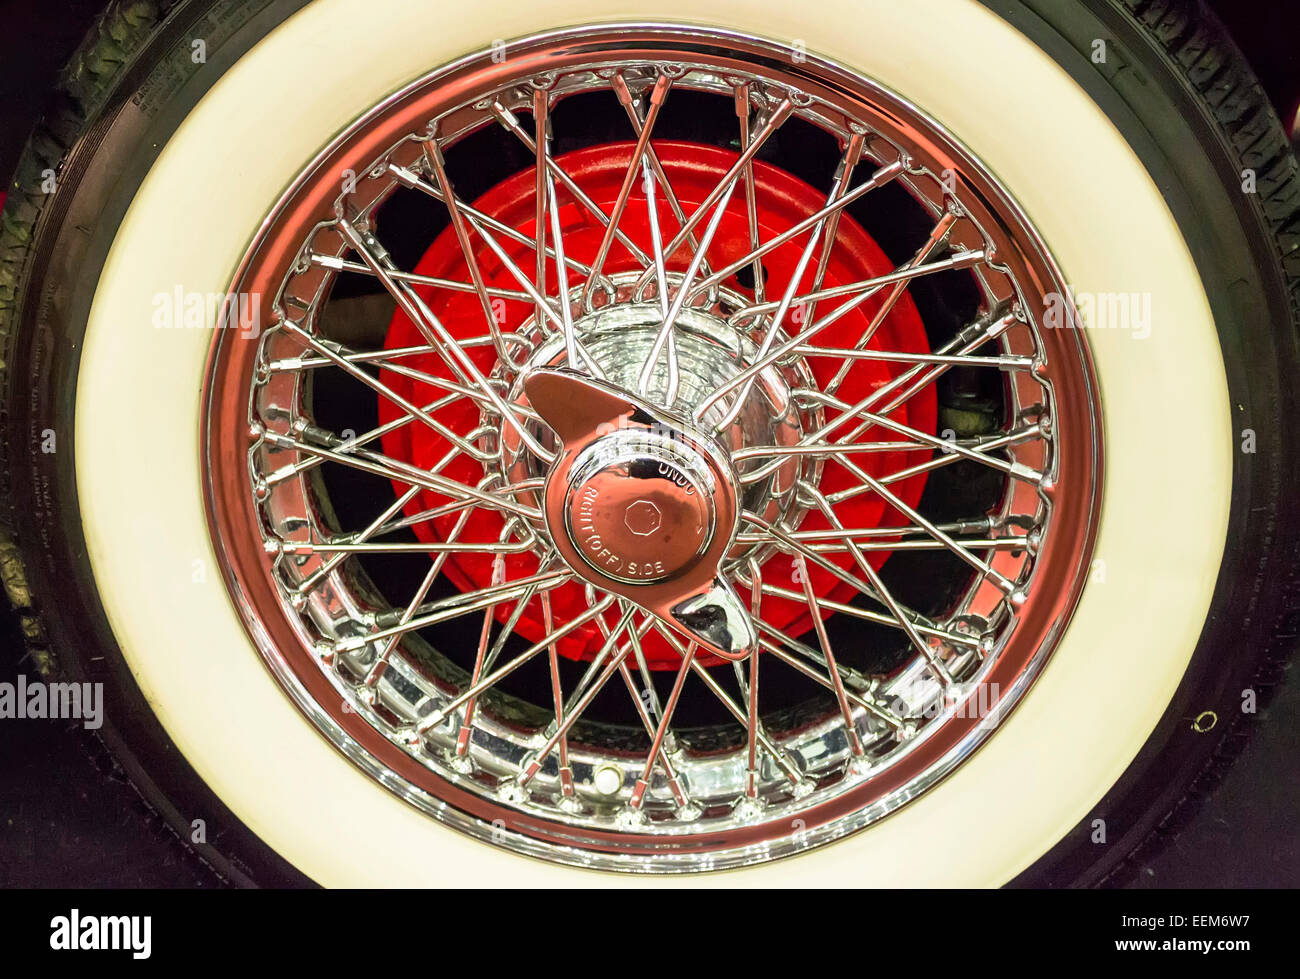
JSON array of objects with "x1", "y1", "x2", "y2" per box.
[
  {"x1": 5, "y1": 0, "x2": 315, "y2": 887},
  {"x1": 978, "y1": 0, "x2": 1300, "y2": 886}
]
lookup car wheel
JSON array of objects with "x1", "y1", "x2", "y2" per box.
[{"x1": 2, "y1": 0, "x2": 1296, "y2": 885}]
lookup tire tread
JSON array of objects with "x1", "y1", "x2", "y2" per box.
[
  {"x1": 0, "y1": 0, "x2": 221, "y2": 885},
  {"x1": 1103, "y1": 0, "x2": 1300, "y2": 887}
]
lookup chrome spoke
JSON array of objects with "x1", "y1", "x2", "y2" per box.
[
  {"x1": 334, "y1": 218, "x2": 552, "y2": 458},
  {"x1": 309, "y1": 253, "x2": 534, "y2": 305},
  {"x1": 279, "y1": 319, "x2": 491, "y2": 458},
  {"x1": 824, "y1": 211, "x2": 960, "y2": 396},
  {"x1": 519, "y1": 605, "x2": 640, "y2": 785},
  {"x1": 741, "y1": 311, "x2": 1019, "y2": 486},
  {"x1": 336, "y1": 567, "x2": 572, "y2": 653},
  {"x1": 733, "y1": 439, "x2": 934, "y2": 466},
  {"x1": 612, "y1": 73, "x2": 709, "y2": 277},
  {"x1": 688, "y1": 657, "x2": 803, "y2": 787},
  {"x1": 803, "y1": 483, "x2": 954, "y2": 685},
  {"x1": 487, "y1": 97, "x2": 653, "y2": 274},
  {"x1": 855, "y1": 425, "x2": 1042, "y2": 492},
  {"x1": 540, "y1": 592, "x2": 577, "y2": 801},
  {"x1": 635, "y1": 158, "x2": 678, "y2": 402},
  {"x1": 262, "y1": 428, "x2": 540, "y2": 522},
  {"x1": 656, "y1": 96, "x2": 794, "y2": 262},
  {"x1": 741, "y1": 560, "x2": 762, "y2": 800},
  {"x1": 617, "y1": 658, "x2": 691, "y2": 809},
  {"x1": 692, "y1": 248, "x2": 984, "y2": 425},
  {"x1": 414, "y1": 594, "x2": 617, "y2": 735},
  {"x1": 732, "y1": 572, "x2": 979, "y2": 649},
  {"x1": 704, "y1": 140, "x2": 851, "y2": 433},
  {"x1": 734, "y1": 83, "x2": 765, "y2": 307},
  {"x1": 628, "y1": 640, "x2": 696, "y2": 810},
  {"x1": 531, "y1": 90, "x2": 550, "y2": 330},
  {"x1": 810, "y1": 458, "x2": 1018, "y2": 594},
  {"x1": 802, "y1": 133, "x2": 865, "y2": 327},
  {"x1": 423, "y1": 137, "x2": 525, "y2": 371},
  {"x1": 280, "y1": 539, "x2": 536, "y2": 555},
  {"x1": 823, "y1": 404, "x2": 1041, "y2": 485},
  {"x1": 686, "y1": 158, "x2": 904, "y2": 299},
  {"x1": 298, "y1": 485, "x2": 423, "y2": 596},
  {"x1": 264, "y1": 395, "x2": 471, "y2": 488},
  {"x1": 729, "y1": 246, "x2": 979, "y2": 325},
  {"x1": 388, "y1": 161, "x2": 600, "y2": 283},
  {"x1": 363, "y1": 505, "x2": 475, "y2": 688},
  {"x1": 746, "y1": 536, "x2": 1028, "y2": 554},
  {"x1": 542, "y1": 127, "x2": 601, "y2": 376},
  {"x1": 582, "y1": 73, "x2": 672, "y2": 303},
  {"x1": 796, "y1": 555, "x2": 866, "y2": 756},
  {"x1": 456, "y1": 548, "x2": 552, "y2": 757},
  {"x1": 790, "y1": 345, "x2": 1033, "y2": 371},
  {"x1": 374, "y1": 359, "x2": 545, "y2": 427},
  {"x1": 637, "y1": 171, "x2": 738, "y2": 406}
]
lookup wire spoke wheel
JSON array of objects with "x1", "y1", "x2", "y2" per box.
[{"x1": 199, "y1": 29, "x2": 1103, "y2": 871}]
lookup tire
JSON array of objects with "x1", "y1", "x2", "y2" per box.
[{"x1": 1, "y1": 0, "x2": 1295, "y2": 887}]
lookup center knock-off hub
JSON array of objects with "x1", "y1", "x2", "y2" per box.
[
  {"x1": 524, "y1": 369, "x2": 757, "y2": 661},
  {"x1": 564, "y1": 431, "x2": 716, "y2": 585}
]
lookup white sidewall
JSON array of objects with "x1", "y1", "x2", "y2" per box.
[{"x1": 76, "y1": 0, "x2": 1231, "y2": 886}]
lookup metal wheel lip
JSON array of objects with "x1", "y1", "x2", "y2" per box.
[{"x1": 200, "y1": 23, "x2": 1103, "y2": 873}]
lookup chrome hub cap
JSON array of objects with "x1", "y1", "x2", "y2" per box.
[
  {"x1": 561, "y1": 427, "x2": 716, "y2": 586},
  {"x1": 527, "y1": 367, "x2": 754, "y2": 660}
]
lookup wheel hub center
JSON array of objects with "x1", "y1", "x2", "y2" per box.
[
  {"x1": 379, "y1": 145, "x2": 939, "y2": 669},
  {"x1": 496, "y1": 286, "x2": 819, "y2": 572},
  {"x1": 563, "y1": 427, "x2": 716, "y2": 585},
  {"x1": 525, "y1": 369, "x2": 755, "y2": 660}
]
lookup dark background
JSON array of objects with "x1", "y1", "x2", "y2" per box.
[{"x1": 0, "y1": 0, "x2": 1296, "y2": 887}]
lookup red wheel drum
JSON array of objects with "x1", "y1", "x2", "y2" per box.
[{"x1": 378, "y1": 142, "x2": 934, "y2": 667}]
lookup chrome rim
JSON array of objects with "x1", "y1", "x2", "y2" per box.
[{"x1": 202, "y1": 26, "x2": 1102, "y2": 872}]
